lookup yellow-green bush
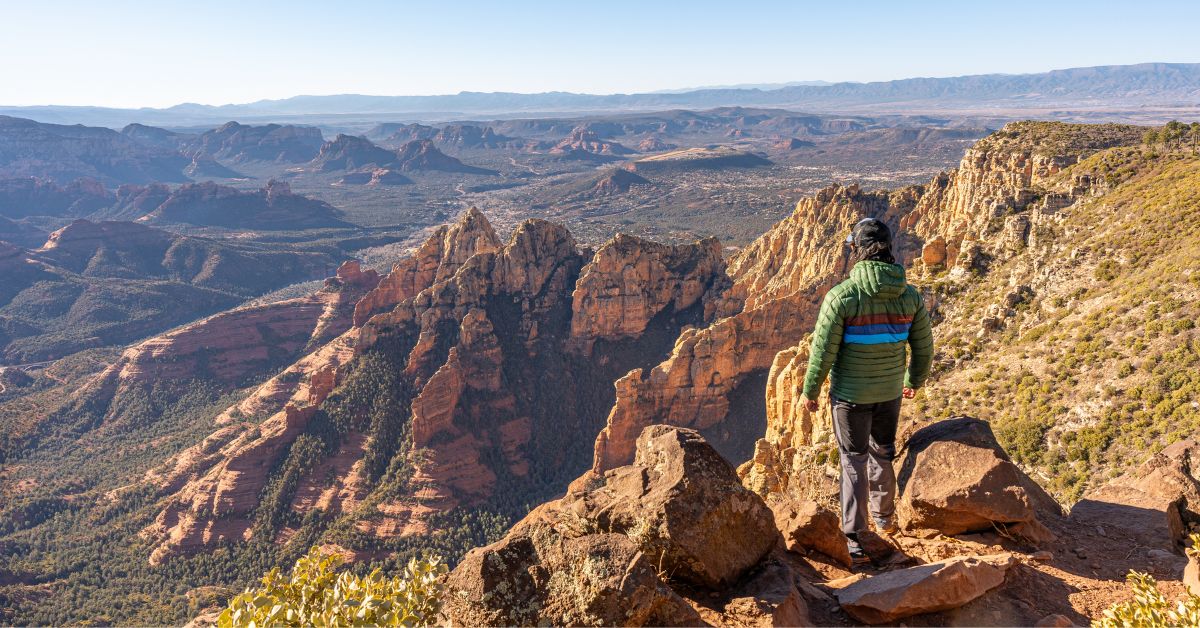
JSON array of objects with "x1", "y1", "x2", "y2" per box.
[
  {"x1": 1095, "y1": 572, "x2": 1200, "y2": 628},
  {"x1": 217, "y1": 546, "x2": 446, "y2": 627},
  {"x1": 1095, "y1": 534, "x2": 1200, "y2": 627}
]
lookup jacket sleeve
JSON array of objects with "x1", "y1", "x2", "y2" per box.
[
  {"x1": 904, "y1": 295, "x2": 933, "y2": 389},
  {"x1": 802, "y1": 290, "x2": 845, "y2": 400}
]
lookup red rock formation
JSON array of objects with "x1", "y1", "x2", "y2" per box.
[
  {"x1": 587, "y1": 169, "x2": 650, "y2": 196},
  {"x1": 141, "y1": 180, "x2": 348, "y2": 229},
  {"x1": 353, "y1": 208, "x2": 500, "y2": 326},
  {"x1": 569, "y1": 233, "x2": 734, "y2": 351},
  {"x1": 432, "y1": 124, "x2": 515, "y2": 150},
  {"x1": 189, "y1": 121, "x2": 324, "y2": 164},
  {"x1": 549, "y1": 126, "x2": 634, "y2": 159},
  {"x1": 637, "y1": 135, "x2": 676, "y2": 152},
  {"x1": 88, "y1": 261, "x2": 376, "y2": 413},
  {"x1": 393, "y1": 139, "x2": 495, "y2": 174},
  {"x1": 443, "y1": 427, "x2": 792, "y2": 627},
  {"x1": 367, "y1": 168, "x2": 412, "y2": 186},
  {"x1": 141, "y1": 232, "x2": 511, "y2": 564},
  {"x1": 1071, "y1": 437, "x2": 1200, "y2": 551},
  {"x1": 309, "y1": 134, "x2": 398, "y2": 172},
  {"x1": 899, "y1": 121, "x2": 1135, "y2": 272},
  {"x1": 143, "y1": 338, "x2": 354, "y2": 564}
]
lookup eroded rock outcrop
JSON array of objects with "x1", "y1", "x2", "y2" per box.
[
  {"x1": 443, "y1": 505, "x2": 702, "y2": 627},
  {"x1": 549, "y1": 127, "x2": 634, "y2": 159},
  {"x1": 188, "y1": 121, "x2": 324, "y2": 163},
  {"x1": 588, "y1": 168, "x2": 650, "y2": 196},
  {"x1": 443, "y1": 426, "x2": 801, "y2": 627},
  {"x1": 899, "y1": 121, "x2": 1140, "y2": 274},
  {"x1": 393, "y1": 139, "x2": 495, "y2": 174},
  {"x1": 352, "y1": 207, "x2": 500, "y2": 326},
  {"x1": 570, "y1": 233, "x2": 735, "y2": 351},
  {"x1": 738, "y1": 341, "x2": 835, "y2": 499},
  {"x1": 141, "y1": 180, "x2": 349, "y2": 229},
  {"x1": 142, "y1": 336, "x2": 357, "y2": 564},
  {"x1": 584, "y1": 425, "x2": 777, "y2": 588}
]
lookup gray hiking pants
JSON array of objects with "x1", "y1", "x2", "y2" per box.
[{"x1": 831, "y1": 396, "x2": 901, "y2": 535}]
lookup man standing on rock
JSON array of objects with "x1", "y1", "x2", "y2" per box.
[{"x1": 800, "y1": 217, "x2": 933, "y2": 565}]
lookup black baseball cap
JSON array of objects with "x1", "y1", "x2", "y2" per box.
[{"x1": 846, "y1": 217, "x2": 891, "y2": 247}]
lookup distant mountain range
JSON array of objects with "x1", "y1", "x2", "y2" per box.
[{"x1": 2, "y1": 63, "x2": 1197, "y2": 128}]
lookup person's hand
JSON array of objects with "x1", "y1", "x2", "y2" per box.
[
  {"x1": 902, "y1": 387, "x2": 916, "y2": 399},
  {"x1": 802, "y1": 395, "x2": 820, "y2": 413}
]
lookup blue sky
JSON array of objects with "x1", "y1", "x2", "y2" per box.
[{"x1": 2, "y1": 0, "x2": 1198, "y2": 108}]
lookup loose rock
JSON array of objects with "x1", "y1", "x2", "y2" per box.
[
  {"x1": 769, "y1": 495, "x2": 851, "y2": 567},
  {"x1": 835, "y1": 553, "x2": 1016, "y2": 624}
]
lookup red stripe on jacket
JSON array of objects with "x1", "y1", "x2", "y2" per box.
[{"x1": 844, "y1": 312, "x2": 914, "y2": 326}]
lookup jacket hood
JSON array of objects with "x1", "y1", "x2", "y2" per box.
[{"x1": 850, "y1": 260, "x2": 907, "y2": 298}]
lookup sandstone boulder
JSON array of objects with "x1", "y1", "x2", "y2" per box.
[
  {"x1": 442, "y1": 505, "x2": 701, "y2": 627},
  {"x1": 922, "y1": 236, "x2": 948, "y2": 267},
  {"x1": 444, "y1": 427, "x2": 790, "y2": 625},
  {"x1": 588, "y1": 425, "x2": 777, "y2": 589},
  {"x1": 834, "y1": 553, "x2": 1016, "y2": 624},
  {"x1": 769, "y1": 495, "x2": 850, "y2": 566},
  {"x1": 896, "y1": 418, "x2": 1060, "y2": 542}
]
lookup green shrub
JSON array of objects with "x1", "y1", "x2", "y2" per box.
[
  {"x1": 218, "y1": 546, "x2": 446, "y2": 627},
  {"x1": 1096, "y1": 533, "x2": 1200, "y2": 627},
  {"x1": 1095, "y1": 571, "x2": 1200, "y2": 627}
]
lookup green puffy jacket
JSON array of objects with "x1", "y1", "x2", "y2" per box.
[{"x1": 801, "y1": 260, "x2": 933, "y2": 404}]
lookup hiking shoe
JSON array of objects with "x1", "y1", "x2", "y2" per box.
[
  {"x1": 846, "y1": 533, "x2": 871, "y2": 566},
  {"x1": 874, "y1": 518, "x2": 899, "y2": 535}
]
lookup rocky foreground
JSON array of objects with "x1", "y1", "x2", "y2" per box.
[{"x1": 444, "y1": 418, "x2": 1196, "y2": 626}]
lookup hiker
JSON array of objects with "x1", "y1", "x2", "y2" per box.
[{"x1": 799, "y1": 217, "x2": 933, "y2": 565}]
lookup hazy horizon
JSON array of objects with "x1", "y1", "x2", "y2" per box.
[{"x1": 3, "y1": 0, "x2": 1199, "y2": 109}]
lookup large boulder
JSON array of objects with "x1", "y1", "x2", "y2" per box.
[
  {"x1": 443, "y1": 426, "x2": 785, "y2": 625},
  {"x1": 835, "y1": 553, "x2": 1016, "y2": 624},
  {"x1": 442, "y1": 504, "x2": 701, "y2": 627},
  {"x1": 768, "y1": 495, "x2": 851, "y2": 567},
  {"x1": 1070, "y1": 438, "x2": 1200, "y2": 552},
  {"x1": 896, "y1": 417, "x2": 1061, "y2": 542},
  {"x1": 587, "y1": 425, "x2": 778, "y2": 589}
]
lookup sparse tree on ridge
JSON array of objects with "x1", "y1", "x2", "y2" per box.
[
  {"x1": 1163, "y1": 120, "x2": 1187, "y2": 149},
  {"x1": 1143, "y1": 129, "x2": 1160, "y2": 149}
]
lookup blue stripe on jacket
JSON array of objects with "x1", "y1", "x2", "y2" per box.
[
  {"x1": 844, "y1": 322, "x2": 913, "y2": 336},
  {"x1": 843, "y1": 331, "x2": 910, "y2": 345}
]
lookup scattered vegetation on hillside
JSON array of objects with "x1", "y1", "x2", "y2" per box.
[
  {"x1": 1142, "y1": 120, "x2": 1200, "y2": 154},
  {"x1": 977, "y1": 120, "x2": 1146, "y2": 157},
  {"x1": 912, "y1": 135, "x2": 1200, "y2": 502}
]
